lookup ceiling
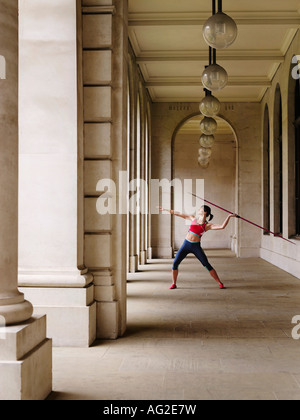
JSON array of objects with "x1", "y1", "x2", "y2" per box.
[{"x1": 128, "y1": 0, "x2": 300, "y2": 103}]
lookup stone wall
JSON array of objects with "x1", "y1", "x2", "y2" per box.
[
  {"x1": 173, "y1": 132, "x2": 236, "y2": 250},
  {"x1": 151, "y1": 102, "x2": 262, "y2": 258},
  {"x1": 260, "y1": 30, "x2": 300, "y2": 279}
]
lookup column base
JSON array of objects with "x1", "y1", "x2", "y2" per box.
[
  {"x1": 96, "y1": 301, "x2": 119, "y2": 339},
  {"x1": 0, "y1": 315, "x2": 52, "y2": 400},
  {"x1": 0, "y1": 299, "x2": 33, "y2": 326},
  {"x1": 129, "y1": 255, "x2": 138, "y2": 273},
  {"x1": 20, "y1": 285, "x2": 96, "y2": 347},
  {"x1": 152, "y1": 246, "x2": 173, "y2": 258},
  {"x1": 139, "y1": 250, "x2": 147, "y2": 265}
]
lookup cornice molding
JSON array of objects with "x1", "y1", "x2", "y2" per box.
[
  {"x1": 129, "y1": 11, "x2": 300, "y2": 26},
  {"x1": 135, "y1": 51, "x2": 285, "y2": 63},
  {"x1": 145, "y1": 76, "x2": 271, "y2": 88},
  {"x1": 82, "y1": 5, "x2": 116, "y2": 15}
]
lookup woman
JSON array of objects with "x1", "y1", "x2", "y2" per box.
[{"x1": 158, "y1": 205, "x2": 237, "y2": 290}]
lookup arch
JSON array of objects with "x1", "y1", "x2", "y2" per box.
[
  {"x1": 171, "y1": 112, "x2": 239, "y2": 152},
  {"x1": 263, "y1": 104, "x2": 270, "y2": 233},
  {"x1": 273, "y1": 84, "x2": 283, "y2": 235},
  {"x1": 288, "y1": 58, "x2": 300, "y2": 236},
  {"x1": 171, "y1": 112, "x2": 239, "y2": 255}
]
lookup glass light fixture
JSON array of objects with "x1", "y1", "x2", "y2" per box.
[
  {"x1": 203, "y1": 0, "x2": 237, "y2": 50},
  {"x1": 202, "y1": 63, "x2": 228, "y2": 91},
  {"x1": 199, "y1": 91, "x2": 221, "y2": 117},
  {"x1": 199, "y1": 147, "x2": 212, "y2": 159},
  {"x1": 199, "y1": 134, "x2": 215, "y2": 148},
  {"x1": 200, "y1": 117, "x2": 217, "y2": 135},
  {"x1": 198, "y1": 156, "x2": 210, "y2": 168}
]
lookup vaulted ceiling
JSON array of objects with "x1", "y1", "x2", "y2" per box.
[{"x1": 128, "y1": 0, "x2": 300, "y2": 103}]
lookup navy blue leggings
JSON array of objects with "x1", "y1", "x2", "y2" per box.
[{"x1": 173, "y1": 240, "x2": 214, "y2": 272}]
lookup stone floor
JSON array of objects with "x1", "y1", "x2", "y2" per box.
[{"x1": 48, "y1": 250, "x2": 300, "y2": 400}]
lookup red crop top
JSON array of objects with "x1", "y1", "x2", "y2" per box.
[{"x1": 188, "y1": 219, "x2": 207, "y2": 238}]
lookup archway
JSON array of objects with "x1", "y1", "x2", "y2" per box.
[
  {"x1": 288, "y1": 59, "x2": 300, "y2": 237},
  {"x1": 273, "y1": 84, "x2": 283, "y2": 235},
  {"x1": 263, "y1": 104, "x2": 270, "y2": 233},
  {"x1": 171, "y1": 113, "x2": 239, "y2": 254}
]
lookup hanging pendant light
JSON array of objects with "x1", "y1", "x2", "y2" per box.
[
  {"x1": 201, "y1": 48, "x2": 228, "y2": 91},
  {"x1": 199, "y1": 90, "x2": 221, "y2": 117},
  {"x1": 202, "y1": 63, "x2": 228, "y2": 91},
  {"x1": 203, "y1": 0, "x2": 237, "y2": 50},
  {"x1": 200, "y1": 116, "x2": 217, "y2": 135},
  {"x1": 198, "y1": 156, "x2": 210, "y2": 169},
  {"x1": 199, "y1": 147, "x2": 212, "y2": 159},
  {"x1": 199, "y1": 134, "x2": 215, "y2": 148}
]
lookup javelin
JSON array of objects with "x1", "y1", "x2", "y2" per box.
[{"x1": 190, "y1": 193, "x2": 296, "y2": 245}]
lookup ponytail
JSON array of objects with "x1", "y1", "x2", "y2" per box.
[{"x1": 203, "y1": 205, "x2": 214, "y2": 221}]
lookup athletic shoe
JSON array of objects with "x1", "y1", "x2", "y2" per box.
[{"x1": 169, "y1": 284, "x2": 177, "y2": 290}]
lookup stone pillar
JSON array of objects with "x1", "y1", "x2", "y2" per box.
[
  {"x1": 146, "y1": 108, "x2": 153, "y2": 260},
  {"x1": 18, "y1": 0, "x2": 96, "y2": 347},
  {"x1": 128, "y1": 57, "x2": 138, "y2": 273},
  {"x1": 139, "y1": 89, "x2": 147, "y2": 265},
  {"x1": 0, "y1": 0, "x2": 52, "y2": 400},
  {"x1": 0, "y1": 0, "x2": 32, "y2": 327},
  {"x1": 81, "y1": 0, "x2": 128, "y2": 338}
]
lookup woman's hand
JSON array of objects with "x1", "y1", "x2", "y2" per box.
[
  {"x1": 157, "y1": 206, "x2": 164, "y2": 212},
  {"x1": 207, "y1": 213, "x2": 238, "y2": 231}
]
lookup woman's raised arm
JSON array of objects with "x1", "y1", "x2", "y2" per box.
[
  {"x1": 206, "y1": 213, "x2": 238, "y2": 231},
  {"x1": 157, "y1": 207, "x2": 194, "y2": 221}
]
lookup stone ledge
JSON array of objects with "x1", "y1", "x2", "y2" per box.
[
  {"x1": 0, "y1": 338, "x2": 52, "y2": 400},
  {"x1": 32, "y1": 303, "x2": 96, "y2": 347},
  {"x1": 19, "y1": 284, "x2": 94, "y2": 307},
  {"x1": 0, "y1": 315, "x2": 46, "y2": 361}
]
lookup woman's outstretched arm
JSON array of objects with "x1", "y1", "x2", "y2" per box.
[
  {"x1": 206, "y1": 213, "x2": 238, "y2": 231},
  {"x1": 157, "y1": 206, "x2": 194, "y2": 221}
]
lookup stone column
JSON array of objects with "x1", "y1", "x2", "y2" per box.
[
  {"x1": 17, "y1": 0, "x2": 96, "y2": 347},
  {"x1": 139, "y1": 90, "x2": 147, "y2": 265},
  {"x1": 0, "y1": 0, "x2": 32, "y2": 326},
  {"x1": 146, "y1": 109, "x2": 153, "y2": 260},
  {"x1": 128, "y1": 57, "x2": 138, "y2": 273},
  {"x1": 0, "y1": 0, "x2": 52, "y2": 400},
  {"x1": 82, "y1": 0, "x2": 128, "y2": 338}
]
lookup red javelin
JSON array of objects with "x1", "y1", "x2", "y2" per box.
[{"x1": 190, "y1": 193, "x2": 296, "y2": 246}]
